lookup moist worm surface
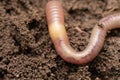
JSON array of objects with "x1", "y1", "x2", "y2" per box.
[{"x1": 45, "y1": 0, "x2": 120, "y2": 64}]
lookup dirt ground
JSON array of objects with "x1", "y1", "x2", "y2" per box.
[{"x1": 0, "y1": 0, "x2": 120, "y2": 80}]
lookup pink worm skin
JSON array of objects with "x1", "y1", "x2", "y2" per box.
[{"x1": 45, "y1": 1, "x2": 120, "y2": 64}]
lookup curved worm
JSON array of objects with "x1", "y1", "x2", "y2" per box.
[{"x1": 45, "y1": 0, "x2": 120, "y2": 64}]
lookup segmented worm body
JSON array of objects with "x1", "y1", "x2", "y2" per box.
[{"x1": 45, "y1": 1, "x2": 120, "y2": 64}]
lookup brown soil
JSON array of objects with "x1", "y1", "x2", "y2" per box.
[{"x1": 0, "y1": 0, "x2": 120, "y2": 80}]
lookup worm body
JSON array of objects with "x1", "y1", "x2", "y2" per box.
[{"x1": 46, "y1": 1, "x2": 120, "y2": 64}]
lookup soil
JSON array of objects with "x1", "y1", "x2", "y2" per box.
[{"x1": 0, "y1": 0, "x2": 120, "y2": 80}]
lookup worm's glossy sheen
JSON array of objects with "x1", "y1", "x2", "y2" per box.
[{"x1": 45, "y1": 1, "x2": 120, "y2": 64}]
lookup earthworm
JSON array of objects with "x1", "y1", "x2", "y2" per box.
[{"x1": 45, "y1": 0, "x2": 120, "y2": 64}]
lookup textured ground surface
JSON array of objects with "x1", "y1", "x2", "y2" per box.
[{"x1": 0, "y1": 0, "x2": 120, "y2": 80}]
